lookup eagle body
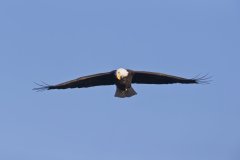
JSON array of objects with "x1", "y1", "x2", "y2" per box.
[
  {"x1": 34, "y1": 68, "x2": 209, "y2": 98},
  {"x1": 115, "y1": 70, "x2": 132, "y2": 89},
  {"x1": 114, "y1": 70, "x2": 137, "y2": 97}
]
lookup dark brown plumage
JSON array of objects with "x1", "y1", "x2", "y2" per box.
[{"x1": 33, "y1": 68, "x2": 210, "y2": 98}]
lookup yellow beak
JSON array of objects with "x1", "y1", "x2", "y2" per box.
[{"x1": 116, "y1": 73, "x2": 121, "y2": 80}]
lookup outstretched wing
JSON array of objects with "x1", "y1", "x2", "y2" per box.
[
  {"x1": 132, "y1": 71, "x2": 209, "y2": 84},
  {"x1": 33, "y1": 71, "x2": 116, "y2": 91}
]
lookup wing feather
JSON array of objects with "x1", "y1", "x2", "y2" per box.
[
  {"x1": 132, "y1": 71, "x2": 203, "y2": 84},
  {"x1": 33, "y1": 71, "x2": 115, "y2": 91}
]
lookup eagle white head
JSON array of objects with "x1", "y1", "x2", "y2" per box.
[{"x1": 115, "y1": 68, "x2": 129, "y2": 80}]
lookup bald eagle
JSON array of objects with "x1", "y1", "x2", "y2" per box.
[{"x1": 33, "y1": 68, "x2": 209, "y2": 98}]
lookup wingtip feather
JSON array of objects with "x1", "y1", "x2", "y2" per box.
[
  {"x1": 33, "y1": 82, "x2": 50, "y2": 92},
  {"x1": 193, "y1": 74, "x2": 212, "y2": 84}
]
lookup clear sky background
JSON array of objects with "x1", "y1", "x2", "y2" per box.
[{"x1": 0, "y1": 0, "x2": 239, "y2": 160}]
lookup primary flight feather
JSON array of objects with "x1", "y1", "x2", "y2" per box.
[{"x1": 33, "y1": 68, "x2": 210, "y2": 98}]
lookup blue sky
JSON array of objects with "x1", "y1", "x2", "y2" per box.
[{"x1": 0, "y1": 0, "x2": 240, "y2": 160}]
